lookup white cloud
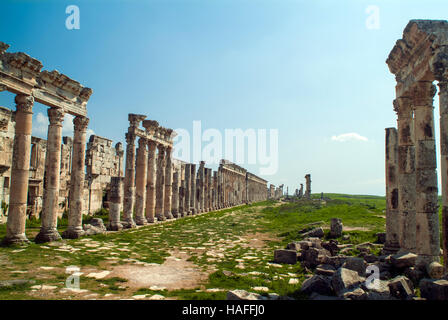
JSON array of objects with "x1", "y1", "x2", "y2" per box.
[{"x1": 331, "y1": 132, "x2": 368, "y2": 142}]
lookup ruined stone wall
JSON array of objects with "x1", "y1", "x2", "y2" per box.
[{"x1": 85, "y1": 135, "x2": 124, "y2": 215}]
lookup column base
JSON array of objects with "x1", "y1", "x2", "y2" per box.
[
  {"x1": 35, "y1": 229, "x2": 62, "y2": 244},
  {"x1": 1, "y1": 233, "x2": 30, "y2": 246},
  {"x1": 107, "y1": 222, "x2": 124, "y2": 231},
  {"x1": 62, "y1": 227, "x2": 86, "y2": 239},
  {"x1": 164, "y1": 213, "x2": 174, "y2": 219},
  {"x1": 382, "y1": 241, "x2": 400, "y2": 255},
  {"x1": 156, "y1": 214, "x2": 166, "y2": 221},
  {"x1": 135, "y1": 218, "x2": 147, "y2": 226},
  {"x1": 416, "y1": 254, "x2": 439, "y2": 271},
  {"x1": 122, "y1": 220, "x2": 136, "y2": 229},
  {"x1": 146, "y1": 217, "x2": 156, "y2": 223}
]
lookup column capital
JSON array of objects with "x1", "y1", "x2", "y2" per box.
[
  {"x1": 138, "y1": 137, "x2": 147, "y2": 148},
  {"x1": 73, "y1": 116, "x2": 89, "y2": 132},
  {"x1": 157, "y1": 143, "x2": 166, "y2": 154},
  {"x1": 15, "y1": 94, "x2": 34, "y2": 113},
  {"x1": 147, "y1": 139, "x2": 157, "y2": 152},
  {"x1": 393, "y1": 97, "x2": 413, "y2": 117},
  {"x1": 125, "y1": 132, "x2": 136, "y2": 145},
  {"x1": 47, "y1": 108, "x2": 65, "y2": 126},
  {"x1": 412, "y1": 81, "x2": 437, "y2": 107}
]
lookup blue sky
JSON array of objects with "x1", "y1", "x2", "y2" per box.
[{"x1": 1, "y1": 0, "x2": 447, "y2": 196}]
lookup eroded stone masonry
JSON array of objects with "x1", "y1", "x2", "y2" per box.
[
  {"x1": 0, "y1": 42, "x2": 279, "y2": 245},
  {"x1": 385, "y1": 20, "x2": 448, "y2": 271}
]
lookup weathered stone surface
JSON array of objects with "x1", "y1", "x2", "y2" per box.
[
  {"x1": 315, "y1": 264, "x2": 336, "y2": 276},
  {"x1": 342, "y1": 257, "x2": 366, "y2": 276},
  {"x1": 390, "y1": 252, "x2": 417, "y2": 269},
  {"x1": 227, "y1": 290, "x2": 261, "y2": 300},
  {"x1": 82, "y1": 224, "x2": 106, "y2": 236},
  {"x1": 302, "y1": 227, "x2": 324, "y2": 238},
  {"x1": 426, "y1": 261, "x2": 444, "y2": 279},
  {"x1": 403, "y1": 267, "x2": 425, "y2": 286},
  {"x1": 387, "y1": 276, "x2": 414, "y2": 300},
  {"x1": 329, "y1": 218, "x2": 343, "y2": 238},
  {"x1": 300, "y1": 275, "x2": 333, "y2": 296},
  {"x1": 341, "y1": 286, "x2": 367, "y2": 300},
  {"x1": 363, "y1": 280, "x2": 391, "y2": 300},
  {"x1": 322, "y1": 240, "x2": 339, "y2": 256},
  {"x1": 273, "y1": 249, "x2": 297, "y2": 265},
  {"x1": 331, "y1": 267, "x2": 365, "y2": 296},
  {"x1": 420, "y1": 278, "x2": 448, "y2": 300}
]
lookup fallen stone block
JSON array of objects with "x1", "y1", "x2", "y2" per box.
[
  {"x1": 426, "y1": 261, "x2": 444, "y2": 279},
  {"x1": 342, "y1": 257, "x2": 366, "y2": 276},
  {"x1": 387, "y1": 276, "x2": 414, "y2": 300},
  {"x1": 420, "y1": 278, "x2": 448, "y2": 300},
  {"x1": 273, "y1": 249, "x2": 297, "y2": 265},
  {"x1": 302, "y1": 227, "x2": 324, "y2": 238},
  {"x1": 300, "y1": 275, "x2": 334, "y2": 296},
  {"x1": 315, "y1": 264, "x2": 336, "y2": 276},
  {"x1": 331, "y1": 267, "x2": 365, "y2": 296},
  {"x1": 341, "y1": 286, "x2": 367, "y2": 300},
  {"x1": 329, "y1": 218, "x2": 343, "y2": 238},
  {"x1": 227, "y1": 290, "x2": 261, "y2": 300},
  {"x1": 390, "y1": 252, "x2": 417, "y2": 269}
]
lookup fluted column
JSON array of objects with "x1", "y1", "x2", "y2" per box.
[
  {"x1": 198, "y1": 161, "x2": 205, "y2": 213},
  {"x1": 439, "y1": 80, "x2": 448, "y2": 271},
  {"x1": 63, "y1": 116, "x2": 89, "y2": 239},
  {"x1": 384, "y1": 127, "x2": 400, "y2": 253},
  {"x1": 108, "y1": 177, "x2": 123, "y2": 231},
  {"x1": 413, "y1": 81, "x2": 440, "y2": 268},
  {"x1": 134, "y1": 137, "x2": 148, "y2": 225},
  {"x1": 145, "y1": 140, "x2": 157, "y2": 223},
  {"x1": 35, "y1": 108, "x2": 65, "y2": 243},
  {"x1": 164, "y1": 146, "x2": 174, "y2": 219},
  {"x1": 190, "y1": 164, "x2": 197, "y2": 214},
  {"x1": 395, "y1": 97, "x2": 416, "y2": 252},
  {"x1": 155, "y1": 144, "x2": 166, "y2": 221},
  {"x1": 2, "y1": 94, "x2": 34, "y2": 245},
  {"x1": 184, "y1": 164, "x2": 191, "y2": 215},
  {"x1": 172, "y1": 170, "x2": 180, "y2": 218},
  {"x1": 123, "y1": 132, "x2": 137, "y2": 228}
]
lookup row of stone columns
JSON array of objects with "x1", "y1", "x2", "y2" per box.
[{"x1": 2, "y1": 94, "x2": 90, "y2": 245}]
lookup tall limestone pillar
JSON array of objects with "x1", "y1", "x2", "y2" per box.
[
  {"x1": 305, "y1": 174, "x2": 311, "y2": 199},
  {"x1": 108, "y1": 177, "x2": 124, "y2": 231},
  {"x1": 413, "y1": 81, "x2": 440, "y2": 268},
  {"x1": 206, "y1": 168, "x2": 212, "y2": 211},
  {"x1": 198, "y1": 161, "x2": 205, "y2": 213},
  {"x1": 134, "y1": 137, "x2": 148, "y2": 225},
  {"x1": 395, "y1": 97, "x2": 416, "y2": 252},
  {"x1": 190, "y1": 164, "x2": 197, "y2": 214},
  {"x1": 384, "y1": 127, "x2": 400, "y2": 253},
  {"x1": 63, "y1": 116, "x2": 89, "y2": 239},
  {"x1": 35, "y1": 108, "x2": 65, "y2": 243},
  {"x1": 145, "y1": 140, "x2": 157, "y2": 223},
  {"x1": 184, "y1": 164, "x2": 192, "y2": 215},
  {"x1": 3, "y1": 94, "x2": 34, "y2": 245},
  {"x1": 439, "y1": 80, "x2": 448, "y2": 270},
  {"x1": 172, "y1": 170, "x2": 180, "y2": 218},
  {"x1": 155, "y1": 144, "x2": 166, "y2": 221},
  {"x1": 123, "y1": 131, "x2": 137, "y2": 228},
  {"x1": 164, "y1": 147, "x2": 174, "y2": 219}
]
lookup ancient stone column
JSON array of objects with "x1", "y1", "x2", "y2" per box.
[
  {"x1": 395, "y1": 97, "x2": 416, "y2": 252},
  {"x1": 123, "y1": 132, "x2": 137, "y2": 228},
  {"x1": 207, "y1": 168, "x2": 212, "y2": 211},
  {"x1": 179, "y1": 174, "x2": 186, "y2": 217},
  {"x1": 2, "y1": 94, "x2": 34, "y2": 245},
  {"x1": 134, "y1": 137, "x2": 148, "y2": 225},
  {"x1": 63, "y1": 116, "x2": 89, "y2": 239},
  {"x1": 305, "y1": 174, "x2": 311, "y2": 199},
  {"x1": 413, "y1": 81, "x2": 440, "y2": 268},
  {"x1": 384, "y1": 127, "x2": 400, "y2": 253},
  {"x1": 198, "y1": 161, "x2": 205, "y2": 213},
  {"x1": 439, "y1": 80, "x2": 448, "y2": 271},
  {"x1": 108, "y1": 177, "x2": 123, "y2": 231},
  {"x1": 184, "y1": 164, "x2": 191, "y2": 215},
  {"x1": 213, "y1": 171, "x2": 218, "y2": 210},
  {"x1": 145, "y1": 140, "x2": 157, "y2": 223},
  {"x1": 172, "y1": 170, "x2": 180, "y2": 218},
  {"x1": 35, "y1": 108, "x2": 65, "y2": 243},
  {"x1": 164, "y1": 147, "x2": 174, "y2": 219},
  {"x1": 190, "y1": 164, "x2": 197, "y2": 214},
  {"x1": 155, "y1": 144, "x2": 166, "y2": 221}
]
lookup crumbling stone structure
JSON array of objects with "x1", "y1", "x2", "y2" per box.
[
  {"x1": 386, "y1": 20, "x2": 448, "y2": 269},
  {"x1": 0, "y1": 42, "x2": 93, "y2": 244},
  {"x1": 304, "y1": 174, "x2": 311, "y2": 199}
]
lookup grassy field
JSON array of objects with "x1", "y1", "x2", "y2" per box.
[{"x1": 0, "y1": 194, "x2": 391, "y2": 300}]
